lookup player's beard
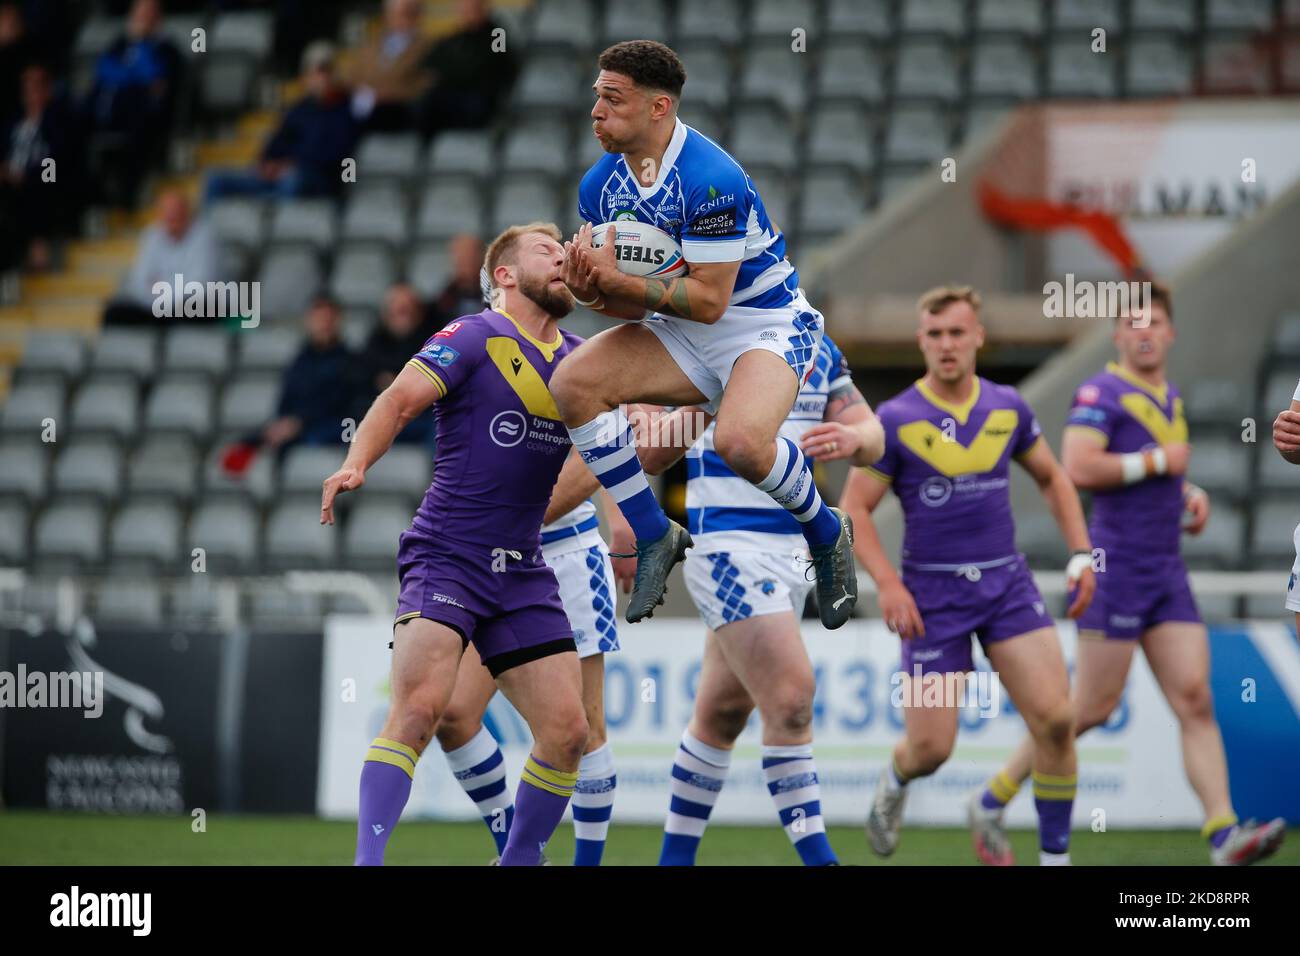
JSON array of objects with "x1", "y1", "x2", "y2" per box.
[{"x1": 519, "y1": 273, "x2": 576, "y2": 319}]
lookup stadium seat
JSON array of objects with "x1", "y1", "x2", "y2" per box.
[
  {"x1": 19, "y1": 331, "x2": 86, "y2": 381},
  {"x1": 269, "y1": 200, "x2": 338, "y2": 252},
  {"x1": 1130, "y1": 0, "x2": 1198, "y2": 33},
  {"x1": 814, "y1": 41, "x2": 887, "y2": 104},
  {"x1": 344, "y1": 501, "x2": 419, "y2": 569},
  {"x1": 257, "y1": 247, "x2": 323, "y2": 321},
  {"x1": 1052, "y1": 0, "x2": 1122, "y2": 32},
  {"x1": 970, "y1": 37, "x2": 1040, "y2": 99},
  {"x1": 1200, "y1": 37, "x2": 1272, "y2": 95},
  {"x1": 211, "y1": 10, "x2": 274, "y2": 59},
  {"x1": 209, "y1": 199, "x2": 267, "y2": 249},
  {"x1": 884, "y1": 105, "x2": 951, "y2": 165},
  {"x1": 1269, "y1": 312, "x2": 1300, "y2": 359},
  {"x1": 247, "y1": 588, "x2": 324, "y2": 624},
  {"x1": 234, "y1": 326, "x2": 301, "y2": 373},
  {"x1": 143, "y1": 377, "x2": 216, "y2": 439},
  {"x1": 797, "y1": 170, "x2": 868, "y2": 239},
  {"x1": 1183, "y1": 503, "x2": 1244, "y2": 568},
  {"x1": 355, "y1": 133, "x2": 421, "y2": 182},
  {"x1": 74, "y1": 16, "x2": 121, "y2": 59},
  {"x1": 1046, "y1": 36, "x2": 1119, "y2": 98},
  {"x1": 406, "y1": 243, "x2": 452, "y2": 300},
  {"x1": 341, "y1": 310, "x2": 375, "y2": 350},
  {"x1": 69, "y1": 377, "x2": 139, "y2": 439},
  {"x1": 1184, "y1": 378, "x2": 1247, "y2": 431},
  {"x1": 490, "y1": 181, "x2": 562, "y2": 236},
  {"x1": 188, "y1": 500, "x2": 261, "y2": 569},
  {"x1": 339, "y1": 188, "x2": 411, "y2": 252},
  {"x1": 825, "y1": 0, "x2": 893, "y2": 38},
  {"x1": 894, "y1": 39, "x2": 963, "y2": 102},
  {"x1": 426, "y1": 130, "x2": 494, "y2": 178},
  {"x1": 417, "y1": 178, "x2": 486, "y2": 240},
  {"x1": 602, "y1": 0, "x2": 671, "y2": 44},
  {"x1": 965, "y1": 100, "x2": 1016, "y2": 137},
  {"x1": 200, "y1": 55, "x2": 258, "y2": 115},
  {"x1": 737, "y1": 41, "x2": 809, "y2": 113},
  {"x1": 675, "y1": 104, "x2": 724, "y2": 141},
  {"x1": 807, "y1": 105, "x2": 876, "y2": 173},
  {"x1": 92, "y1": 580, "x2": 165, "y2": 626},
  {"x1": 676, "y1": 0, "x2": 744, "y2": 47},
  {"x1": 161, "y1": 327, "x2": 233, "y2": 379},
  {"x1": 90, "y1": 328, "x2": 159, "y2": 381},
  {"x1": 875, "y1": 166, "x2": 930, "y2": 206},
  {"x1": 513, "y1": 55, "x2": 583, "y2": 112},
  {"x1": 0, "y1": 439, "x2": 49, "y2": 503},
  {"x1": 729, "y1": 106, "x2": 797, "y2": 171},
  {"x1": 127, "y1": 436, "x2": 201, "y2": 501},
  {"x1": 975, "y1": 0, "x2": 1045, "y2": 36},
  {"x1": 900, "y1": 0, "x2": 968, "y2": 36},
  {"x1": 217, "y1": 373, "x2": 282, "y2": 434},
  {"x1": 0, "y1": 501, "x2": 28, "y2": 563},
  {"x1": 1205, "y1": 0, "x2": 1273, "y2": 30},
  {"x1": 1261, "y1": 371, "x2": 1298, "y2": 420},
  {"x1": 749, "y1": 171, "x2": 793, "y2": 229},
  {"x1": 1126, "y1": 37, "x2": 1193, "y2": 96},
  {"x1": 109, "y1": 499, "x2": 184, "y2": 567},
  {"x1": 53, "y1": 438, "x2": 124, "y2": 500},
  {"x1": 1249, "y1": 499, "x2": 1298, "y2": 562},
  {"x1": 1257, "y1": 443, "x2": 1300, "y2": 491},
  {"x1": 34, "y1": 501, "x2": 107, "y2": 567},
  {"x1": 530, "y1": 0, "x2": 597, "y2": 50},
  {"x1": 263, "y1": 497, "x2": 338, "y2": 568},
  {"x1": 1187, "y1": 438, "x2": 1249, "y2": 500},
  {"x1": 501, "y1": 123, "x2": 571, "y2": 175},
  {"x1": 362, "y1": 445, "x2": 432, "y2": 497},
  {"x1": 330, "y1": 247, "x2": 398, "y2": 310},
  {"x1": 749, "y1": 0, "x2": 817, "y2": 41},
  {"x1": 202, "y1": 441, "x2": 277, "y2": 503},
  {"x1": 0, "y1": 380, "x2": 65, "y2": 434},
  {"x1": 671, "y1": 43, "x2": 734, "y2": 111},
  {"x1": 281, "y1": 446, "x2": 349, "y2": 496}
]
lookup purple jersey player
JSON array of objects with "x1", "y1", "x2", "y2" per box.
[
  {"x1": 841, "y1": 285, "x2": 1096, "y2": 867},
  {"x1": 984, "y1": 285, "x2": 1285, "y2": 866},
  {"x1": 321, "y1": 222, "x2": 593, "y2": 867}
]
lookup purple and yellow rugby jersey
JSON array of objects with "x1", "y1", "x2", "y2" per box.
[
  {"x1": 404, "y1": 308, "x2": 583, "y2": 550},
  {"x1": 864, "y1": 377, "x2": 1044, "y2": 567},
  {"x1": 1065, "y1": 361, "x2": 1187, "y2": 559}
]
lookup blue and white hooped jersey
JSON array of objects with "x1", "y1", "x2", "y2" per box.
[
  {"x1": 577, "y1": 118, "x2": 798, "y2": 310},
  {"x1": 539, "y1": 497, "x2": 602, "y2": 559},
  {"x1": 686, "y1": 335, "x2": 854, "y2": 553}
]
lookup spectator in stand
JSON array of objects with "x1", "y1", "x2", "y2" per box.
[
  {"x1": 415, "y1": 0, "x2": 517, "y2": 140},
  {"x1": 0, "y1": 62, "x2": 82, "y2": 272},
  {"x1": 353, "y1": 283, "x2": 438, "y2": 447},
  {"x1": 203, "y1": 41, "x2": 358, "y2": 204},
  {"x1": 428, "y1": 233, "x2": 485, "y2": 327},
  {"x1": 0, "y1": 3, "x2": 35, "y2": 122},
  {"x1": 260, "y1": 296, "x2": 357, "y2": 452},
  {"x1": 103, "y1": 187, "x2": 221, "y2": 326},
  {"x1": 346, "y1": 0, "x2": 431, "y2": 132},
  {"x1": 84, "y1": 0, "x2": 181, "y2": 208}
]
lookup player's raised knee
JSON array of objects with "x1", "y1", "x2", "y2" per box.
[
  {"x1": 550, "y1": 351, "x2": 609, "y2": 422},
  {"x1": 711, "y1": 423, "x2": 772, "y2": 483}
]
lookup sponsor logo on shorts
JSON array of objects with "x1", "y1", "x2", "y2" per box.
[
  {"x1": 919, "y1": 476, "x2": 953, "y2": 507},
  {"x1": 489, "y1": 410, "x2": 528, "y2": 447},
  {"x1": 430, "y1": 593, "x2": 467, "y2": 609},
  {"x1": 1110, "y1": 613, "x2": 1141, "y2": 629},
  {"x1": 755, "y1": 578, "x2": 777, "y2": 596},
  {"x1": 759, "y1": 330, "x2": 780, "y2": 342}
]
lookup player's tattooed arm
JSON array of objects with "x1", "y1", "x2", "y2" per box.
[
  {"x1": 580, "y1": 233, "x2": 741, "y2": 324},
  {"x1": 641, "y1": 276, "x2": 694, "y2": 319}
]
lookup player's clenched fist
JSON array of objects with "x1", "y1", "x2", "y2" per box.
[
  {"x1": 321, "y1": 465, "x2": 365, "y2": 525},
  {"x1": 1273, "y1": 408, "x2": 1300, "y2": 457},
  {"x1": 879, "y1": 580, "x2": 925, "y2": 640},
  {"x1": 1064, "y1": 551, "x2": 1096, "y2": 619}
]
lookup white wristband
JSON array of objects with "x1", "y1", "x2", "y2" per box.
[
  {"x1": 1149, "y1": 446, "x2": 1168, "y2": 475},
  {"x1": 1065, "y1": 551, "x2": 1092, "y2": 584},
  {"x1": 1120, "y1": 452, "x2": 1146, "y2": 484},
  {"x1": 573, "y1": 292, "x2": 602, "y2": 307}
]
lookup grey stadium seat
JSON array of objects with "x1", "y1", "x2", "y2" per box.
[
  {"x1": 807, "y1": 106, "x2": 876, "y2": 173},
  {"x1": 209, "y1": 198, "x2": 266, "y2": 248},
  {"x1": 0, "y1": 439, "x2": 49, "y2": 502},
  {"x1": 501, "y1": 124, "x2": 570, "y2": 175},
  {"x1": 344, "y1": 501, "x2": 418, "y2": 569},
  {"x1": 1206, "y1": 0, "x2": 1273, "y2": 30},
  {"x1": 202, "y1": 441, "x2": 276, "y2": 503},
  {"x1": 1270, "y1": 313, "x2": 1300, "y2": 359},
  {"x1": 406, "y1": 243, "x2": 452, "y2": 300},
  {"x1": 750, "y1": 0, "x2": 817, "y2": 41},
  {"x1": 257, "y1": 247, "x2": 322, "y2": 320},
  {"x1": 34, "y1": 501, "x2": 107, "y2": 566},
  {"x1": 885, "y1": 106, "x2": 951, "y2": 165},
  {"x1": 1, "y1": 380, "x2": 65, "y2": 433},
  {"x1": 74, "y1": 16, "x2": 121, "y2": 58},
  {"x1": 200, "y1": 56, "x2": 257, "y2": 114},
  {"x1": 53, "y1": 438, "x2": 124, "y2": 499},
  {"x1": 1201, "y1": 38, "x2": 1272, "y2": 95},
  {"x1": 1015, "y1": 511, "x2": 1062, "y2": 564},
  {"x1": 729, "y1": 107, "x2": 798, "y2": 171},
  {"x1": 895, "y1": 40, "x2": 963, "y2": 101},
  {"x1": 672, "y1": 44, "x2": 733, "y2": 111},
  {"x1": 69, "y1": 377, "x2": 139, "y2": 439},
  {"x1": 676, "y1": 104, "x2": 724, "y2": 142},
  {"x1": 218, "y1": 373, "x2": 281, "y2": 433},
  {"x1": 490, "y1": 181, "x2": 561, "y2": 236},
  {"x1": 1262, "y1": 371, "x2": 1298, "y2": 420},
  {"x1": 1257, "y1": 443, "x2": 1300, "y2": 491},
  {"x1": 976, "y1": 0, "x2": 1045, "y2": 36},
  {"x1": 1250, "y1": 499, "x2": 1299, "y2": 563},
  {"x1": 90, "y1": 328, "x2": 159, "y2": 380},
  {"x1": 269, "y1": 200, "x2": 337, "y2": 251},
  {"x1": 965, "y1": 101, "x2": 1015, "y2": 138},
  {"x1": 355, "y1": 133, "x2": 421, "y2": 181},
  {"x1": 815, "y1": 42, "x2": 887, "y2": 104},
  {"x1": 797, "y1": 170, "x2": 868, "y2": 238},
  {"x1": 825, "y1": 0, "x2": 893, "y2": 38},
  {"x1": 426, "y1": 130, "x2": 494, "y2": 178},
  {"x1": 127, "y1": 436, "x2": 201, "y2": 501},
  {"x1": 1183, "y1": 503, "x2": 1244, "y2": 569},
  {"x1": 749, "y1": 173, "x2": 793, "y2": 231},
  {"x1": 1131, "y1": 0, "x2": 1198, "y2": 33},
  {"x1": 263, "y1": 497, "x2": 338, "y2": 568},
  {"x1": 970, "y1": 38, "x2": 1040, "y2": 99},
  {"x1": 1053, "y1": 0, "x2": 1122, "y2": 33},
  {"x1": 109, "y1": 499, "x2": 184, "y2": 566},
  {"x1": 188, "y1": 500, "x2": 261, "y2": 568},
  {"x1": 676, "y1": 0, "x2": 744, "y2": 47},
  {"x1": 1186, "y1": 438, "x2": 1249, "y2": 499},
  {"x1": 143, "y1": 377, "x2": 216, "y2": 438},
  {"x1": 1183, "y1": 378, "x2": 1247, "y2": 430},
  {"x1": 20, "y1": 331, "x2": 86, "y2": 380},
  {"x1": 93, "y1": 580, "x2": 165, "y2": 626},
  {"x1": 1126, "y1": 37, "x2": 1193, "y2": 97},
  {"x1": 0, "y1": 502, "x2": 28, "y2": 563},
  {"x1": 211, "y1": 10, "x2": 274, "y2": 58},
  {"x1": 901, "y1": 0, "x2": 967, "y2": 36},
  {"x1": 341, "y1": 188, "x2": 411, "y2": 247},
  {"x1": 330, "y1": 247, "x2": 398, "y2": 310},
  {"x1": 737, "y1": 42, "x2": 809, "y2": 113},
  {"x1": 161, "y1": 327, "x2": 232, "y2": 378},
  {"x1": 281, "y1": 445, "x2": 349, "y2": 496},
  {"x1": 1047, "y1": 37, "x2": 1119, "y2": 98},
  {"x1": 417, "y1": 178, "x2": 486, "y2": 240},
  {"x1": 530, "y1": 0, "x2": 597, "y2": 50},
  {"x1": 235, "y1": 326, "x2": 301, "y2": 372},
  {"x1": 513, "y1": 56, "x2": 583, "y2": 112},
  {"x1": 363, "y1": 445, "x2": 431, "y2": 497},
  {"x1": 602, "y1": 0, "x2": 670, "y2": 44}
]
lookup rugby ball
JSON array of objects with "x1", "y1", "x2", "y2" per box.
[{"x1": 591, "y1": 221, "x2": 687, "y2": 278}]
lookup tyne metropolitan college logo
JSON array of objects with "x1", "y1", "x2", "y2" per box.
[
  {"x1": 919, "y1": 476, "x2": 953, "y2": 507},
  {"x1": 489, "y1": 410, "x2": 528, "y2": 448}
]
